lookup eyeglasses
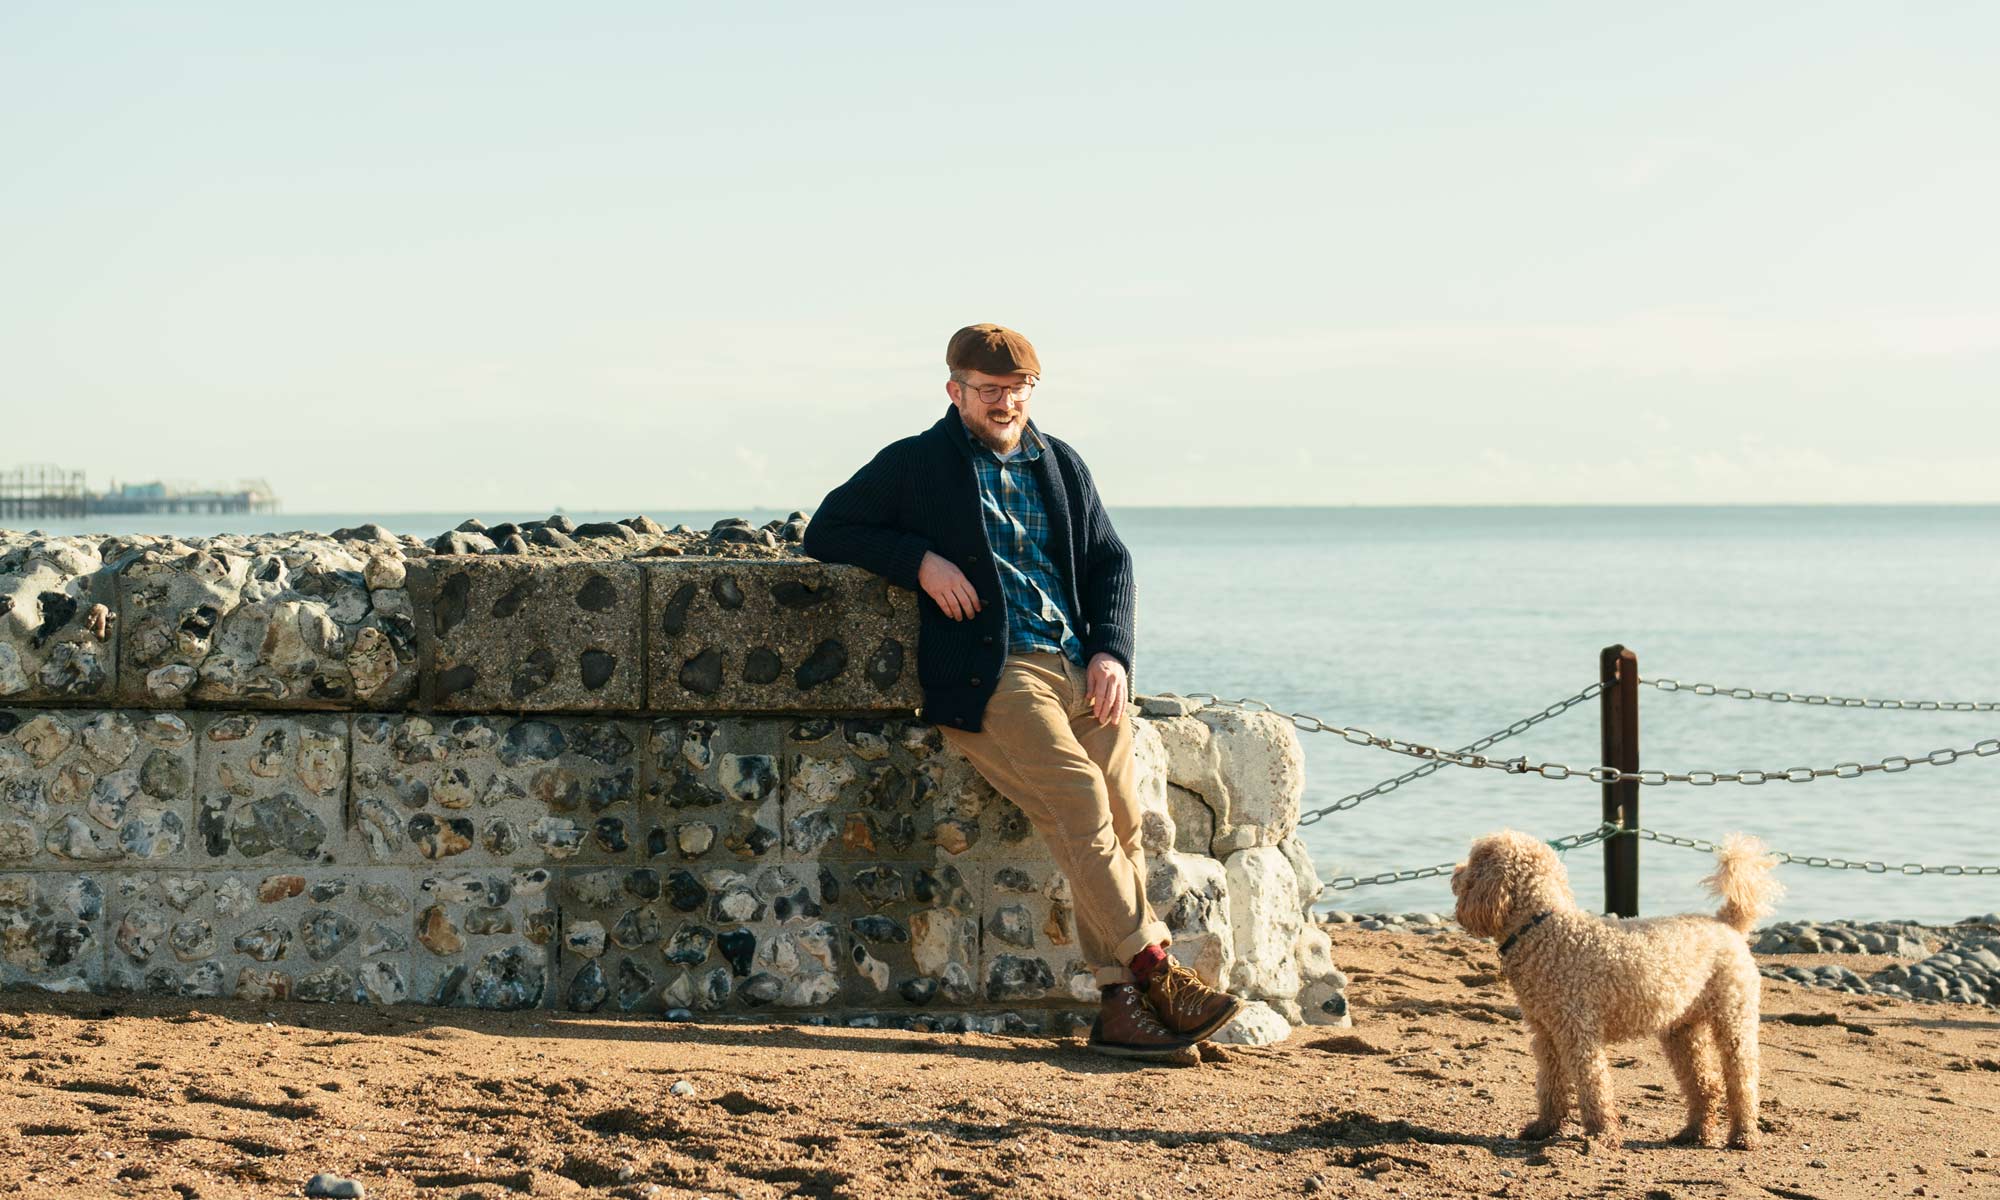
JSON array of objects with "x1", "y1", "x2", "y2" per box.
[{"x1": 960, "y1": 380, "x2": 1037, "y2": 404}]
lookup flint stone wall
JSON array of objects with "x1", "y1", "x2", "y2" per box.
[{"x1": 0, "y1": 531, "x2": 1348, "y2": 1037}]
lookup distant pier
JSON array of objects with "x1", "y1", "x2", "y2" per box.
[{"x1": 0, "y1": 463, "x2": 280, "y2": 521}]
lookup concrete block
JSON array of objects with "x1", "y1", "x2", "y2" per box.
[
  {"x1": 192, "y1": 713, "x2": 348, "y2": 866},
  {"x1": 833, "y1": 859, "x2": 984, "y2": 1012},
  {"x1": 645, "y1": 561, "x2": 919, "y2": 713},
  {"x1": 642, "y1": 718, "x2": 784, "y2": 867},
  {"x1": 116, "y1": 538, "x2": 417, "y2": 709},
  {"x1": 407, "y1": 865, "x2": 558, "y2": 1010},
  {"x1": 0, "y1": 535, "x2": 119, "y2": 704},
  {"x1": 780, "y1": 717, "x2": 994, "y2": 863},
  {"x1": 105, "y1": 869, "x2": 412, "y2": 1004},
  {"x1": 0, "y1": 710, "x2": 196, "y2": 868},
  {"x1": 350, "y1": 714, "x2": 644, "y2": 867},
  {"x1": 978, "y1": 858, "x2": 1093, "y2": 1005},
  {"x1": 0, "y1": 872, "x2": 108, "y2": 993},
  {"x1": 410, "y1": 559, "x2": 641, "y2": 712},
  {"x1": 565, "y1": 861, "x2": 841, "y2": 1014}
]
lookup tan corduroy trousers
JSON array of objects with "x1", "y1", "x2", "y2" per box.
[{"x1": 939, "y1": 651, "x2": 1172, "y2": 986}]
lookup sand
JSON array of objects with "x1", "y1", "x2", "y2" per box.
[{"x1": 2, "y1": 926, "x2": 1996, "y2": 1200}]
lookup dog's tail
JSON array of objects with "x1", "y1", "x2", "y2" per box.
[{"x1": 1702, "y1": 834, "x2": 1784, "y2": 934}]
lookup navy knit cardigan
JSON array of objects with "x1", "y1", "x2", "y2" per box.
[{"x1": 802, "y1": 408, "x2": 1136, "y2": 732}]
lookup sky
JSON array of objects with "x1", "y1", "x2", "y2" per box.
[{"x1": 4, "y1": 3, "x2": 1998, "y2": 511}]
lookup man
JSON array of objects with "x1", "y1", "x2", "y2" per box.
[{"x1": 804, "y1": 323, "x2": 1244, "y2": 1059}]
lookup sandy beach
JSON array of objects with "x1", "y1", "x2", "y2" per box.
[{"x1": 1, "y1": 923, "x2": 1994, "y2": 1199}]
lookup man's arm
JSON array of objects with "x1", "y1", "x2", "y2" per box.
[
  {"x1": 1072, "y1": 457, "x2": 1136, "y2": 675},
  {"x1": 800, "y1": 441, "x2": 934, "y2": 593}
]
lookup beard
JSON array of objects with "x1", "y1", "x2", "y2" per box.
[{"x1": 961, "y1": 405, "x2": 1028, "y2": 455}]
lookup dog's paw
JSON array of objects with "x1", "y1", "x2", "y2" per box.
[
  {"x1": 1517, "y1": 1118, "x2": 1564, "y2": 1141},
  {"x1": 1726, "y1": 1128, "x2": 1761, "y2": 1152},
  {"x1": 1669, "y1": 1123, "x2": 1721, "y2": 1148},
  {"x1": 1579, "y1": 1119, "x2": 1624, "y2": 1150}
]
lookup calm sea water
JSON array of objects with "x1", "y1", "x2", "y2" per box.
[{"x1": 26, "y1": 505, "x2": 2000, "y2": 923}]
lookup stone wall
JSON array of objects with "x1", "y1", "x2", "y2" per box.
[{"x1": 0, "y1": 526, "x2": 1348, "y2": 1039}]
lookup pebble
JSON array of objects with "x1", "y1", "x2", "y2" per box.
[
  {"x1": 305, "y1": 1172, "x2": 366, "y2": 1198},
  {"x1": 431, "y1": 531, "x2": 495, "y2": 556},
  {"x1": 574, "y1": 521, "x2": 639, "y2": 543},
  {"x1": 670, "y1": 1079, "x2": 695, "y2": 1097},
  {"x1": 712, "y1": 525, "x2": 776, "y2": 547},
  {"x1": 1754, "y1": 920, "x2": 2000, "y2": 1009}
]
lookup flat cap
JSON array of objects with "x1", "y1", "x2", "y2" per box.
[{"x1": 946, "y1": 323, "x2": 1041, "y2": 377}]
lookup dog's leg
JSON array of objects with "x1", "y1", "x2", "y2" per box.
[
  {"x1": 1559, "y1": 1040, "x2": 1621, "y2": 1147},
  {"x1": 1662, "y1": 1019, "x2": 1723, "y2": 1147},
  {"x1": 1713, "y1": 999, "x2": 1762, "y2": 1150},
  {"x1": 1519, "y1": 1023, "x2": 1572, "y2": 1141}
]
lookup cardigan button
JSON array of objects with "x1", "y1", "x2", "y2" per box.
[
  {"x1": 981, "y1": 635, "x2": 994, "y2": 646},
  {"x1": 969, "y1": 676, "x2": 982, "y2": 687}
]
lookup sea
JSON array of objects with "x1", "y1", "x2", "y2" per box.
[{"x1": 25, "y1": 505, "x2": 2000, "y2": 925}]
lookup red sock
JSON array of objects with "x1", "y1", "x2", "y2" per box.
[{"x1": 1129, "y1": 944, "x2": 1168, "y2": 987}]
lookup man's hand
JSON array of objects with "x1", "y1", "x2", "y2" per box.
[
  {"x1": 918, "y1": 551, "x2": 982, "y2": 621},
  {"x1": 1086, "y1": 652, "x2": 1127, "y2": 726}
]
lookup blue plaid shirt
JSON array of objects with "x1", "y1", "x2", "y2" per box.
[{"x1": 967, "y1": 420, "x2": 1086, "y2": 665}]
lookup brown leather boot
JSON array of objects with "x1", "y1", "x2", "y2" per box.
[
  {"x1": 1088, "y1": 983, "x2": 1197, "y2": 1060},
  {"x1": 1142, "y1": 959, "x2": 1245, "y2": 1042}
]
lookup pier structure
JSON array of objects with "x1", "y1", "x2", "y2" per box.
[{"x1": 0, "y1": 464, "x2": 279, "y2": 520}]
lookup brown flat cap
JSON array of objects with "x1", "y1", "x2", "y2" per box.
[{"x1": 947, "y1": 323, "x2": 1041, "y2": 377}]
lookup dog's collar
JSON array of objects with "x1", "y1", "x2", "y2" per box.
[{"x1": 1497, "y1": 910, "x2": 1554, "y2": 958}]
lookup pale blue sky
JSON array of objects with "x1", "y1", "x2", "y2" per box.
[{"x1": 5, "y1": 3, "x2": 1996, "y2": 510}]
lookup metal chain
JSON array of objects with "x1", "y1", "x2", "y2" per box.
[
  {"x1": 1176, "y1": 689, "x2": 2000, "y2": 789},
  {"x1": 1325, "y1": 822, "x2": 2000, "y2": 893},
  {"x1": 1175, "y1": 682, "x2": 1606, "y2": 824},
  {"x1": 1514, "y1": 735, "x2": 2000, "y2": 787},
  {"x1": 1617, "y1": 825, "x2": 2000, "y2": 877},
  {"x1": 1640, "y1": 677, "x2": 1999, "y2": 713},
  {"x1": 1324, "y1": 824, "x2": 1617, "y2": 891},
  {"x1": 1304, "y1": 684, "x2": 1616, "y2": 824}
]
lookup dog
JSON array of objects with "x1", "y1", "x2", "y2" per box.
[{"x1": 1450, "y1": 829, "x2": 1781, "y2": 1150}]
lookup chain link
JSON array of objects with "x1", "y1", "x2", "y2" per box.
[
  {"x1": 1325, "y1": 824, "x2": 1618, "y2": 891},
  {"x1": 1175, "y1": 689, "x2": 2000, "y2": 790},
  {"x1": 1619, "y1": 825, "x2": 2000, "y2": 877},
  {"x1": 1175, "y1": 683, "x2": 1605, "y2": 823},
  {"x1": 1324, "y1": 822, "x2": 1999, "y2": 893},
  {"x1": 1640, "y1": 677, "x2": 1999, "y2": 713},
  {"x1": 1514, "y1": 736, "x2": 2000, "y2": 787},
  {"x1": 1301, "y1": 683, "x2": 1602, "y2": 823}
]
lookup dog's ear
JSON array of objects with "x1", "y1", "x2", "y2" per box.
[{"x1": 1454, "y1": 844, "x2": 1513, "y2": 938}]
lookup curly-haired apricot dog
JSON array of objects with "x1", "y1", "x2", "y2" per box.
[{"x1": 1451, "y1": 830, "x2": 1781, "y2": 1150}]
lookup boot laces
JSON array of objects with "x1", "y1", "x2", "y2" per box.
[
  {"x1": 1154, "y1": 963, "x2": 1211, "y2": 1023},
  {"x1": 1112, "y1": 985, "x2": 1174, "y2": 1035}
]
